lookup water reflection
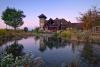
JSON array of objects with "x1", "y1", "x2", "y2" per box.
[
  {"x1": 80, "y1": 42, "x2": 100, "y2": 66},
  {"x1": 5, "y1": 40, "x2": 24, "y2": 57},
  {"x1": 0, "y1": 36, "x2": 100, "y2": 67},
  {"x1": 39, "y1": 37, "x2": 46, "y2": 52},
  {"x1": 34, "y1": 36, "x2": 40, "y2": 41},
  {"x1": 81, "y1": 43, "x2": 94, "y2": 62},
  {"x1": 39, "y1": 36, "x2": 69, "y2": 52},
  {"x1": 38, "y1": 36, "x2": 100, "y2": 66},
  {"x1": 0, "y1": 39, "x2": 8, "y2": 46}
]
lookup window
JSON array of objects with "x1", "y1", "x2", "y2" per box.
[{"x1": 95, "y1": 26, "x2": 100, "y2": 32}]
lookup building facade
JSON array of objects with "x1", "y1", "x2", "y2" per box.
[
  {"x1": 38, "y1": 14, "x2": 47, "y2": 31},
  {"x1": 38, "y1": 14, "x2": 83, "y2": 32}
]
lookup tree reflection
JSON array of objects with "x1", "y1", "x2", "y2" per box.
[
  {"x1": 47, "y1": 37, "x2": 62, "y2": 49},
  {"x1": 39, "y1": 36, "x2": 68, "y2": 52},
  {"x1": 0, "y1": 39, "x2": 9, "y2": 46},
  {"x1": 81, "y1": 42, "x2": 97, "y2": 64},
  {"x1": 70, "y1": 61, "x2": 79, "y2": 67},
  {"x1": 5, "y1": 40, "x2": 24, "y2": 58},
  {"x1": 34, "y1": 36, "x2": 40, "y2": 41}
]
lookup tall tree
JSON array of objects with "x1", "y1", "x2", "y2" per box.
[
  {"x1": 79, "y1": 7, "x2": 100, "y2": 30},
  {"x1": 1, "y1": 7, "x2": 25, "y2": 30}
]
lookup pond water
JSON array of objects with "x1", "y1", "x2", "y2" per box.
[{"x1": 0, "y1": 36, "x2": 100, "y2": 67}]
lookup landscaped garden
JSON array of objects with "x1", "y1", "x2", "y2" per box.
[{"x1": 0, "y1": 1, "x2": 100, "y2": 67}]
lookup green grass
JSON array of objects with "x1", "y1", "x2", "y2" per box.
[
  {"x1": 53, "y1": 30, "x2": 72, "y2": 40},
  {"x1": 32, "y1": 27, "x2": 43, "y2": 37},
  {"x1": 0, "y1": 29, "x2": 33, "y2": 40}
]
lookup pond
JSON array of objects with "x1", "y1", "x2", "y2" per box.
[{"x1": 0, "y1": 36, "x2": 100, "y2": 67}]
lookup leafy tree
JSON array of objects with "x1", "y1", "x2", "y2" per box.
[
  {"x1": 79, "y1": 7, "x2": 100, "y2": 30},
  {"x1": 1, "y1": 7, "x2": 25, "y2": 30},
  {"x1": 24, "y1": 27, "x2": 28, "y2": 32}
]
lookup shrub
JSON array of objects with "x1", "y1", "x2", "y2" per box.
[
  {"x1": 60, "y1": 30, "x2": 72, "y2": 39},
  {"x1": 76, "y1": 31, "x2": 91, "y2": 41},
  {"x1": 0, "y1": 52, "x2": 44, "y2": 67},
  {"x1": 24, "y1": 27, "x2": 28, "y2": 32}
]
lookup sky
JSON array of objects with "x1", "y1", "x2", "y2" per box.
[{"x1": 0, "y1": 0, "x2": 100, "y2": 30}]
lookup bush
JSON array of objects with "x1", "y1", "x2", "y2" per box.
[
  {"x1": 76, "y1": 31, "x2": 90, "y2": 41},
  {"x1": 0, "y1": 52, "x2": 44, "y2": 67},
  {"x1": 57, "y1": 30, "x2": 72, "y2": 39},
  {"x1": 32, "y1": 27, "x2": 42, "y2": 36},
  {"x1": 24, "y1": 27, "x2": 28, "y2": 32}
]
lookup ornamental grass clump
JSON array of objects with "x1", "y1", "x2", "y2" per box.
[{"x1": 60, "y1": 30, "x2": 71, "y2": 39}]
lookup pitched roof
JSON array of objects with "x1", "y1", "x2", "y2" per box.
[
  {"x1": 44, "y1": 18, "x2": 70, "y2": 28},
  {"x1": 38, "y1": 14, "x2": 47, "y2": 19}
]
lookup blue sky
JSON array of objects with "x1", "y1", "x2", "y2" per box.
[{"x1": 0, "y1": 0, "x2": 100, "y2": 30}]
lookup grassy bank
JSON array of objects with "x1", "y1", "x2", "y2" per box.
[
  {"x1": 0, "y1": 29, "x2": 33, "y2": 38},
  {"x1": 54, "y1": 29, "x2": 100, "y2": 43},
  {"x1": 0, "y1": 29, "x2": 33, "y2": 45}
]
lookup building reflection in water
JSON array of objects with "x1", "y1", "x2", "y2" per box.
[
  {"x1": 39, "y1": 36, "x2": 70, "y2": 52},
  {"x1": 39, "y1": 36, "x2": 100, "y2": 67},
  {"x1": 39, "y1": 36, "x2": 47, "y2": 52},
  {"x1": 39, "y1": 35, "x2": 81, "y2": 51}
]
